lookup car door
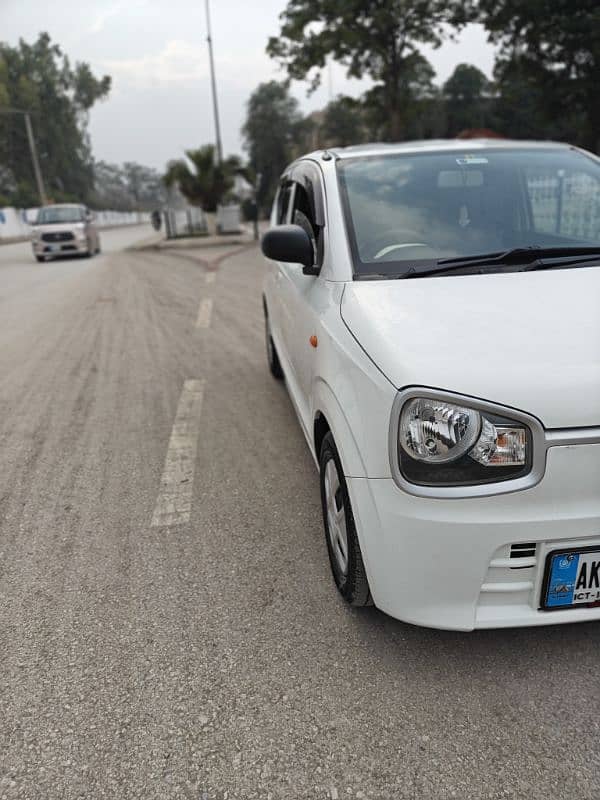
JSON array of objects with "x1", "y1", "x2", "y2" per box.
[
  {"x1": 277, "y1": 163, "x2": 327, "y2": 432},
  {"x1": 265, "y1": 180, "x2": 294, "y2": 365}
]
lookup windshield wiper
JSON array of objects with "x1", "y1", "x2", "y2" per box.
[
  {"x1": 520, "y1": 250, "x2": 600, "y2": 272},
  {"x1": 399, "y1": 246, "x2": 600, "y2": 279}
]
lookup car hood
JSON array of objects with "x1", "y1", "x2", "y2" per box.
[
  {"x1": 32, "y1": 222, "x2": 85, "y2": 235},
  {"x1": 341, "y1": 267, "x2": 600, "y2": 428}
]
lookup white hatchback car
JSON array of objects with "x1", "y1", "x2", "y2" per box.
[
  {"x1": 261, "y1": 139, "x2": 600, "y2": 631},
  {"x1": 31, "y1": 204, "x2": 101, "y2": 262}
]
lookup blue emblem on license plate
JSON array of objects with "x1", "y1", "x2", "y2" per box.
[{"x1": 545, "y1": 552, "x2": 579, "y2": 607}]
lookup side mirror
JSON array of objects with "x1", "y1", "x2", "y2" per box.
[
  {"x1": 261, "y1": 224, "x2": 315, "y2": 271},
  {"x1": 85, "y1": 211, "x2": 95, "y2": 222}
]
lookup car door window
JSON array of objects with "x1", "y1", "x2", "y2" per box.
[
  {"x1": 290, "y1": 182, "x2": 322, "y2": 267},
  {"x1": 276, "y1": 183, "x2": 293, "y2": 225}
]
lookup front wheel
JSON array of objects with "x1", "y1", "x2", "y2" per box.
[
  {"x1": 319, "y1": 432, "x2": 371, "y2": 606},
  {"x1": 35, "y1": 255, "x2": 45, "y2": 263}
]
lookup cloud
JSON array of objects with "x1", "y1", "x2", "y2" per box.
[
  {"x1": 88, "y1": 0, "x2": 148, "y2": 35},
  {"x1": 102, "y1": 39, "x2": 208, "y2": 88},
  {"x1": 89, "y1": 3, "x2": 124, "y2": 35}
]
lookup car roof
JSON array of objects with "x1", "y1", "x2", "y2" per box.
[{"x1": 306, "y1": 139, "x2": 578, "y2": 162}]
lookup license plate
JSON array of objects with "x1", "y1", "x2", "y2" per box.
[
  {"x1": 48, "y1": 244, "x2": 60, "y2": 252},
  {"x1": 542, "y1": 548, "x2": 600, "y2": 609}
]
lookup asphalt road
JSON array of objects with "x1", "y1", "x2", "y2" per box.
[{"x1": 0, "y1": 229, "x2": 598, "y2": 800}]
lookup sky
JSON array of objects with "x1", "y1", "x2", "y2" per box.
[{"x1": 1, "y1": 0, "x2": 496, "y2": 171}]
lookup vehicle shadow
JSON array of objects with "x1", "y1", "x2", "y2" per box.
[
  {"x1": 349, "y1": 602, "x2": 600, "y2": 674},
  {"x1": 39, "y1": 253, "x2": 89, "y2": 261}
]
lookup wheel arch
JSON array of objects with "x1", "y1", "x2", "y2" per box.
[{"x1": 312, "y1": 378, "x2": 367, "y2": 477}]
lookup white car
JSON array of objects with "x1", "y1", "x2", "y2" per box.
[
  {"x1": 261, "y1": 139, "x2": 600, "y2": 631},
  {"x1": 31, "y1": 204, "x2": 101, "y2": 262}
]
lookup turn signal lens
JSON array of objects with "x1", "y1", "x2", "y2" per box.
[{"x1": 469, "y1": 418, "x2": 526, "y2": 466}]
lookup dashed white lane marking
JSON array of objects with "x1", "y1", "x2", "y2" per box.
[
  {"x1": 195, "y1": 297, "x2": 213, "y2": 329},
  {"x1": 205, "y1": 271, "x2": 216, "y2": 284},
  {"x1": 151, "y1": 379, "x2": 206, "y2": 527}
]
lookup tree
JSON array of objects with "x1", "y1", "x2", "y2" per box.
[
  {"x1": 320, "y1": 96, "x2": 368, "y2": 147},
  {"x1": 92, "y1": 161, "x2": 130, "y2": 210},
  {"x1": 92, "y1": 161, "x2": 167, "y2": 211},
  {"x1": 475, "y1": 0, "x2": 600, "y2": 152},
  {"x1": 242, "y1": 81, "x2": 304, "y2": 214},
  {"x1": 163, "y1": 145, "x2": 241, "y2": 212},
  {"x1": 267, "y1": 0, "x2": 470, "y2": 141},
  {"x1": 490, "y1": 55, "x2": 564, "y2": 142},
  {"x1": 443, "y1": 63, "x2": 492, "y2": 136},
  {"x1": 0, "y1": 33, "x2": 111, "y2": 206},
  {"x1": 122, "y1": 162, "x2": 167, "y2": 210},
  {"x1": 362, "y1": 51, "x2": 444, "y2": 140}
]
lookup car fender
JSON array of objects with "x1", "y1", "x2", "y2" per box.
[
  {"x1": 312, "y1": 377, "x2": 383, "y2": 595},
  {"x1": 311, "y1": 377, "x2": 367, "y2": 478}
]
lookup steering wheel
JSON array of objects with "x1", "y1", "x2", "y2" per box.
[{"x1": 366, "y1": 228, "x2": 430, "y2": 260}]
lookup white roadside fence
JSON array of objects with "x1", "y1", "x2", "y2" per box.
[
  {"x1": 216, "y1": 204, "x2": 242, "y2": 234},
  {"x1": 0, "y1": 207, "x2": 150, "y2": 242},
  {"x1": 163, "y1": 207, "x2": 208, "y2": 239}
]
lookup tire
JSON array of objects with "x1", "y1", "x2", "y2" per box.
[
  {"x1": 319, "y1": 432, "x2": 371, "y2": 606},
  {"x1": 83, "y1": 240, "x2": 92, "y2": 258},
  {"x1": 265, "y1": 312, "x2": 284, "y2": 380},
  {"x1": 35, "y1": 255, "x2": 45, "y2": 263},
  {"x1": 96, "y1": 240, "x2": 101, "y2": 254}
]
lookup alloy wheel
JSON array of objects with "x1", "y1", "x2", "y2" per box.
[{"x1": 323, "y1": 457, "x2": 349, "y2": 576}]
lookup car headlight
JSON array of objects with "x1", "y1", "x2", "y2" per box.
[{"x1": 397, "y1": 395, "x2": 532, "y2": 487}]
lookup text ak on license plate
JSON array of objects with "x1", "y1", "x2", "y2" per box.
[{"x1": 544, "y1": 549, "x2": 600, "y2": 609}]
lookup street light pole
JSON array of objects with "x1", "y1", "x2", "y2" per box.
[
  {"x1": 0, "y1": 107, "x2": 47, "y2": 206},
  {"x1": 205, "y1": 0, "x2": 223, "y2": 165},
  {"x1": 23, "y1": 112, "x2": 47, "y2": 206}
]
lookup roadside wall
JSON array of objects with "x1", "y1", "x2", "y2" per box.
[
  {"x1": 0, "y1": 208, "x2": 29, "y2": 240},
  {"x1": 0, "y1": 207, "x2": 151, "y2": 242},
  {"x1": 95, "y1": 211, "x2": 150, "y2": 228}
]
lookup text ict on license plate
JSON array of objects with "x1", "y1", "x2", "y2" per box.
[{"x1": 544, "y1": 550, "x2": 600, "y2": 608}]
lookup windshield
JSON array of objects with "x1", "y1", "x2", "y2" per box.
[
  {"x1": 36, "y1": 206, "x2": 85, "y2": 224},
  {"x1": 337, "y1": 148, "x2": 600, "y2": 277}
]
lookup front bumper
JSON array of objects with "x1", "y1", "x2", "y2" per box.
[
  {"x1": 32, "y1": 239, "x2": 88, "y2": 257},
  {"x1": 347, "y1": 443, "x2": 600, "y2": 630}
]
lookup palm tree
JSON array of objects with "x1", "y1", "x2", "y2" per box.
[{"x1": 163, "y1": 145, "x2": 241, "y2": 212}]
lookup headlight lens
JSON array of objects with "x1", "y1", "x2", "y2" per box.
[
  {"x1": 399, "y1": 398, "x2": 480, "y2": 463},
  {"x1": 398, "y1": 396, "x2": 531, "y2": 486}
]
